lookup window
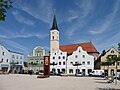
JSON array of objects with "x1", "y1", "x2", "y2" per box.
[
  {"x1": 16, "y1": 55, "x2": 19, "y2": 59},
  {"x1": 2, "y1": 52, "x2": 4, "y2": 55},
  {"x1": 87, "y1": 61, "x2": 90, "y2": 65},
  {"x1": 20, "y1": 61, "x2": 22, "y2": 64},
  {"x1": 59, "y1": 62, "x2": 61, "y2": 65},
  {"x1": 61, "y1": 53, "x2": 62, "y2": 55},
  {"x1": 53, "y1": 57, "x2": 55, "y2": 59},
  {"x1": 117, "y1": 62, "x2": 120, "y2": 66},
  {"x1": 108, "y1": 55, "x2": 117, "y2": 58},
  {"x1": 70, "y1": 62, "x2": 73, "y2": 64},
  {"x1": 69, "y1": 69, "x2": 73, "y2": 74},
  {"x1": 0, "y1": 58, "x2": 3, "y2": 63},
  {"x1": 75, "y1": 62, "x2": 78, "y2": 64},
  {"x1": 62, "y1": 69, "x2": 65, "y2": 73},
  {"x1": 54, "y1": 53, "x2": 56, "y2": 55},
  {"x1": 63, "y1": 62, "x2": 65, "y2": 65},
  {"x1": 52, "y1": 32, "x2": 54, "y2": 34},
  {"x1": 63, "y1": 56, "x2": 65, "y2": 59},
  {"x1": 12, "y1": 55, "x2": 15, "y2": 58},
  {"x1": 83, "y1": 55, "x2": 85, "y2": 58},
  {"x1": 58, "y1": 56, "x2": 61, "y2": 59},
  {"x1": 75, "y1": 55, "x2": 78, "y2": 58},
  {"x1": 79, "y1": 50, "x2": 81, "y2": 52},
  {"x1": 111, "y1": 50, "x2": 114, "y2": 53},
  {"x1": 6, "y1": 59, "x2": 8, "y2": 62},
  {"x1": 82, "y1": 61, "x2": 85, "y2": 65},
  {"x1": 52, "y1": 36, "x2": 54, "y2": 39},
  {"x1": 20, "y1": 56, "x2": 22, "y2": 59}
]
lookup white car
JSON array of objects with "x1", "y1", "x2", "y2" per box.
[{"x1": 75, "y1": 72, "x2": 84, "y2": 77}]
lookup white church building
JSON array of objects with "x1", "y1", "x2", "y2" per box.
[{"x1": 50, "y1": 15, "x2": 99, "y2": 75}]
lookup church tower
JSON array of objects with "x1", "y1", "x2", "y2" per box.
[{"x1": 50, "y1": 15, "x2": 59, "y2": 54}]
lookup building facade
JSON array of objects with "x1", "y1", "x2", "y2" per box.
[
  {"x1": 50, "y1": 49, "x2": 67, "y2": 74},
  {"x1": 0, "y1": 44, "x2": 24, "y2": 73},
  {"x1": 28, "y1": 46, "x2": 46, "y2": 73},
  {"x1": 100, "y1": 47, "x2": 120, "y2": 76},
  {"x1": 0, "y1": 44, "x2": 10, "y2": 73},
  {"x1": 67, "y1": 46, "x2": 94, "y2": 75},
  {"x1": 9, "y1": 50, "x2": 24, "y2": 73}
]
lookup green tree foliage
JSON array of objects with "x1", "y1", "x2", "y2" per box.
[
  {"x1": 118, "y1": 43, "x2": 120, "y2": 53},
  {"x1": 0, "y1": 0, "x2": 12, "y2": 21}
]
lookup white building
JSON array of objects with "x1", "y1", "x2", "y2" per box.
[
  {"x1": 50, "y1": 49, "x2": 67, "y2": 74},
  {"x1": 67, "y1": 46, "x2": 94, "y2": 75},
  {"x1": 9, "y1": 50, "x2": 24, "y2": 73},
  {"x1": 28, "y1": 46, "x2": 47, "y2": 73},
  {"x1": 0, "y1": 44, "x2": 24, "y2": 73},
  {"x1": 0, "y1": 44, "x2": 10, "y2": 73}
]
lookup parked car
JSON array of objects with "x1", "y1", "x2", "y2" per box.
[
  {"x1": 50, "y1": 71, "x2": 57, "y2": 76},
  {"x1": 75, "y1": 72, "x2": 84, "y2": 77},
  {"x1": 89, "y1": 70, "x2": 104, "y2": 77},
  {"x1": 28, "y1": 70, "x2": 34, "y2": 75},
  {"x1": 56, "y1": 72, "x2": 64, "y2": 76}
]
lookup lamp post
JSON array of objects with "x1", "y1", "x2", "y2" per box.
[{"x1": 50, "y1": 62, "x2": 57, "y2": 76}]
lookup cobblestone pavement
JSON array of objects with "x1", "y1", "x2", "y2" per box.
[{"x1": 0, "y1": 74, "x2": 120, "y2": 90}]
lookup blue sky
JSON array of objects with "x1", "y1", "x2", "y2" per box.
[{"x1": 0, "y1": 0, "x2": 120, "y2": 61}]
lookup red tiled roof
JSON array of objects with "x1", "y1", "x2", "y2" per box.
[{"x1": 60, "y1": 42, "x2": 99, "y2": 55}]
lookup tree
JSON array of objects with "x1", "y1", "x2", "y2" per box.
[
  {"x1": 111, "y1": 43, "x2": 120, "y2": 85},
  {"x1": 118, "y1": 43, "x2": 120, "y2": 53},
  {"x1": 100, "y1": 56, "x2": 113, "y2": 76},
  {"x1": 0, "y1": 0, "x2": 12, "y2": 21}
]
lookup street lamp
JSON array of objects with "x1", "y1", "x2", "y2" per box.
[{"x1": 50, "y1": 62, "x2": 57, "y2": 76}]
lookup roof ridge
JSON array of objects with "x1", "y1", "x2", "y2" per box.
[{"x1": 60, "y1": 42, "x2": 92, "y2": 46}]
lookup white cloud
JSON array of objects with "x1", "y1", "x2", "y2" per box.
[
  {"x1": 0, "y1": 29, "x2": 48, "y2": 40},
  {"x1": 65, "y1": 0, "x2": 95, "y2": 38},
  {"x1": 75, "y1": 0, "x2": 94, "y2": 18},
  {"x1": 0, "y1": 34, "x2": 8, "y2": 39},
  {"x1": 0, "y1": 39, "x2": 28, "y2": 52},
  {"x1": 13, "y1": 33, "x2": 48, "y2": 39},
  {"x1": 14, "y1": 0, "x2": 54, "y2": 24},
  {"x1": 89, "y1": 1, "x2": 120, "y2": 35},
  {"x1": 67, "y1": 10, "x2": 79, "y2": 22},
  {"x1": 12, "y1": 10, "x2": 35, "y2": 26}
]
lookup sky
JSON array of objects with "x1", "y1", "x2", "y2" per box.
[{"x1": 0, "y1": 0, "x2": 120, "y2": 61}]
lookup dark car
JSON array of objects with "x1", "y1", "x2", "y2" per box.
[
  {"x1": 19, "y1": 70, "x2": 24, "y2": 74},
  {"x1": 28, "y1": 70, "x2": 34, "y2": 75},
  {"x1": 50, "y1": 71, "x2": 56, "y2": 76}
]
